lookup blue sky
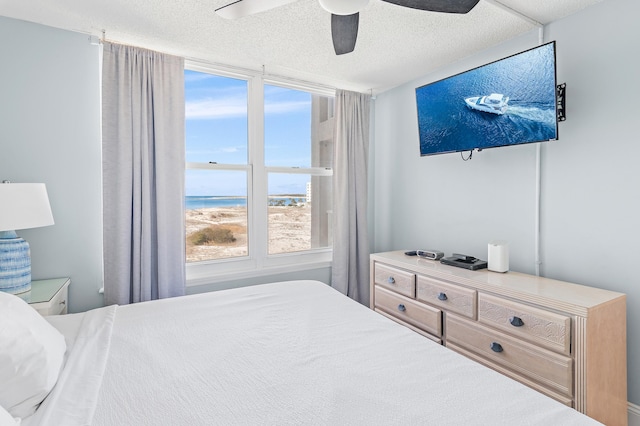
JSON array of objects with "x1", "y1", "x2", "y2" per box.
[{"x1": 185, "y1": 70, "x2": 314, "y2": 196}]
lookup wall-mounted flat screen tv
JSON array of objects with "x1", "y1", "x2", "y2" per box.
[{"x1": 416, "y1": 41, "x2": 558, "y2": 156}]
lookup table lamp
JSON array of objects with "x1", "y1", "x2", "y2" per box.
[{"x1": 0, "y1": 182, "x2": 54, "y2": 294}]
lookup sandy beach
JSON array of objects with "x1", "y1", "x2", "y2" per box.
[{"x1": 186, "y1": 206, "x2": 311, "y2": 262}]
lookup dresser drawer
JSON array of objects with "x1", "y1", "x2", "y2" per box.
[
  {"x1": 374, "y1": 263, "x2": 415, "y2": 298},
  {"x1": 446, "y1": 314, "x2": 573, "y2": 397},
  {"x1": 416, "y1": 276, "x2": 476, "y2": 319},
  {"x1": 478, "y1": 293, "x2": 571, "y2": 355},
  {"x1": 447, "y1": 343, "x2": 574, "y2": 407},
  {"x1": 375, "y1": 286, "x2": 442, "y2": 337}
]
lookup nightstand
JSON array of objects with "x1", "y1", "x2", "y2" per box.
[{"x1": 28, "y1": 278, "x2": 71, "y2": 316}]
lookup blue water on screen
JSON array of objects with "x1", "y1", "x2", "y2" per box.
[{"x1": 416, "y1": 43, "x2": 557, "y2": 155}]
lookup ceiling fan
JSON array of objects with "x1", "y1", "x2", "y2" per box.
[{"x1": 215, "y1": 0, "x2": 481, "y2": 55}]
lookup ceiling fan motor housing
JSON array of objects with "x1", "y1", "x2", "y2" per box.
[{"x1": 319, "y1": 0, "x2": 370, "y2": 15}]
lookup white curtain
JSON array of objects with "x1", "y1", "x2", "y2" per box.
[
  {"x1": 102, "y1": 42, "x2": 185, "y2": 305},
  {"x1": 331, "y1": 90, "x2": 371, "y2": 305}
]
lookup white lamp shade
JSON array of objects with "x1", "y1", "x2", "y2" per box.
[
  {"x1": 0, "y1": 183, "x2": 54, "y2": 232},
  {"x1": 319, "y1": 0, "x2": 369, "y2": 15}
]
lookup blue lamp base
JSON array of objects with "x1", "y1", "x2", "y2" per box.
[{"x1": 0, "y1": 230, "x2": 32, "y2": 294}]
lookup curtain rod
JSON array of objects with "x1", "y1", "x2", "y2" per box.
[
  {"x1": 93, "y1": 29, "x2": 340, "y2": 95},
  {"x1": 88, "y1": 29, "x2": 372, "y2": 96}
]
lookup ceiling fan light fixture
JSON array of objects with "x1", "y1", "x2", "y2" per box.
[{"x1": 319, "y1": 0, "x2": 369, "y2": 16}]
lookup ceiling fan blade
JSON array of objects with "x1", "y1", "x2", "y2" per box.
[
  {"x1": 381, "y1": 0, "x2": 480, "y2": 14},
  {"x1": 215, "y1": 0, "x2": 298, "y2": 19},
  {"x1": 331, "y1": 13, "x2": 359, "y2": 55}
]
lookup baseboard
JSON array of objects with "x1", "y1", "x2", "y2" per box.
[{"x1": 629, "y1": 402, "x2": 640, "y2": 426}]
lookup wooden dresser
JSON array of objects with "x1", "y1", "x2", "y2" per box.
[{"x1": 370, "y1": 251, "x2": 627, "y2": 426}]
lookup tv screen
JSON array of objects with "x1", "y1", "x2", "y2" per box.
[{"x1": 416, "y1": 42, "x2": 558, "y2": 156}]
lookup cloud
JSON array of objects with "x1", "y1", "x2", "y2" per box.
[
  {"x1": 186, "y1": 93, "x2": 310, "y2": 120},
  {"x1": 186, "y1": 146, "x2": 245, "y2": 156},
  {"x1": 184, "y1": 72, "x2": 217, "y2": 83},
  {"x1": 265, "y1": 100, "x2": 310, "y2": 115},
  {"x1": 186, "y1": 97, "x2": 247, "y2": 119},
  {"x1": 221, "y1": 147, "x2": 240, "y2": 153}
]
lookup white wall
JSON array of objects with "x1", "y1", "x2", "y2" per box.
[
  {"x1": 0, "y1": 16, "x2": 104, "y2": 313},
  {"x1": 372, "y1": 0, "x2": 640, "y2": 407}
]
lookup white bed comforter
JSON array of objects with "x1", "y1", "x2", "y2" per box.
[{"x1": 28, "y1": 280, "x2": 600, "y2": 425}]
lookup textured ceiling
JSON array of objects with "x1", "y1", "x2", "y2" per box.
[{"x1": 0, "y1": 0, "x2": 603, "y2": 93}]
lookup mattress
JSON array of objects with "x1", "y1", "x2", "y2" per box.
[{"x1": 27, "y1": 280, "x2": 600, "y2": 425}]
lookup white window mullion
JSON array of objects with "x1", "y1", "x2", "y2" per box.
[
  {"x1": 249, "y1": 75, "x2": 267, "y2": 268},
  {"x1": 265, "y1": 166, "x2": 333, "y2": 176},
  {"x1": 186, "y1": 162, "x2": 251, "y2": 171}
]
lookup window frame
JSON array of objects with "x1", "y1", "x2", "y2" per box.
[{"x1": 185, "y1": 62, "x2": 334, "y2": 287}]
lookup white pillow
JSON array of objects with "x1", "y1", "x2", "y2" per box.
[
  {"x1": 0, "y1": 405, "x2": 20, "y2": 426},
  {"x1": 0, "y1": 291, "x2": 66, "y2": 418}
]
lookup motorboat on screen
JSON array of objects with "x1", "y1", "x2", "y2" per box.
[{"x1": 464, "y1": 93, "x2": 509, "y2": 115}]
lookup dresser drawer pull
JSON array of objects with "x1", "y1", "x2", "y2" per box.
[
  {"x1": 387, "y1": 276, "x2": 396, "y2": 284},
  {"x1": 437, "y1": 292, "x2": 448, "y2": 301},
  {"x1": 490, "y1": 342, "x2": 504, "y2": 353},
  {"x1": 509, "y1": 316, "x2": 524, "y2": 327},
  {"x1": 397, "y1": 304, "x2": 406, "y2": 312}
]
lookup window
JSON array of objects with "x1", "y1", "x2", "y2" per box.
[
  {"x1": 264, "y1": 84, "x2": 334, "y2": 255},
  {"x1": 185, "y1": 71, "x2": 249, "y2": 262},
  {"x1": 185, "y1": 65, "x2": 334, "y2": 281}
]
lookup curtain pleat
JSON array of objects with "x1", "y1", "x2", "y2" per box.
[
  {"x1": 102, "y1": 42, "x2": 185, "y2": 305},
  {"x1": 331, "y1": 90, "x2": 371, "y2": 305}
]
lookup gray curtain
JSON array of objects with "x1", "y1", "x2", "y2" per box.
[
  {"x1": 331, "y1": 89, "x2": 371, "y2": 305},
  {"x1": 102, "y1": 42, "x2": 185, "y2": 305}
]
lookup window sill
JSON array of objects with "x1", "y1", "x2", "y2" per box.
[{"x1": 186, "y1": 253, "x2": 332, "y2": 288}]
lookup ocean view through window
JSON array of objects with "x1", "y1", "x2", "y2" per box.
[{"x1": 185, "y1": 68, "x2": 334, "y2": 265}]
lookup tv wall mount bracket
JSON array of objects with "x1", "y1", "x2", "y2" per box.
[{"x1": 557, "y1": 83, "x2": 566, "y2": 121}]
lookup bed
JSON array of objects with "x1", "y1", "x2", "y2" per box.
[{"x1": 1, "y1": 280, "x2": 600, "y2": 425}]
